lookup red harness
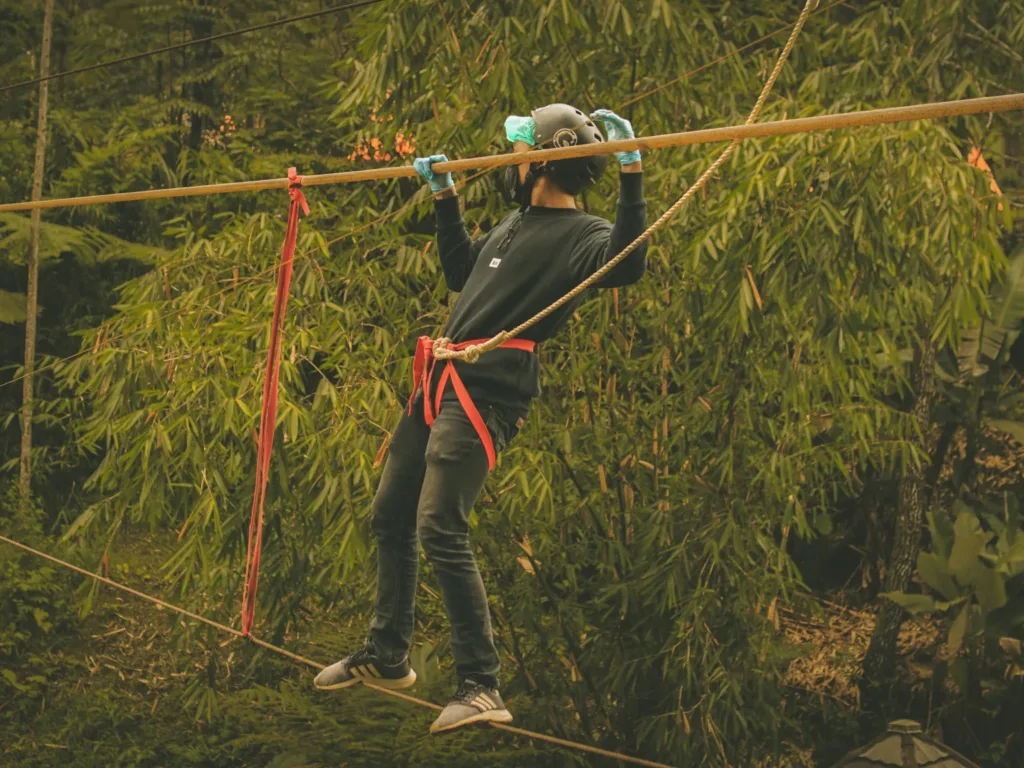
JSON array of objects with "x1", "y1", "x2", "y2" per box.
[{"x1": 409, "y1": 336, "x2": 536, "y2": 470}]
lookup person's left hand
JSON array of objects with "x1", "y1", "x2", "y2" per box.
[{"x1": 590, "y1": 109, "x2": 641, "y2": 165}]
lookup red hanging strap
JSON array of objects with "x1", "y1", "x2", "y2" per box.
[{"x1": 241, "y1": 167, "x2": 308, "y2": 637}]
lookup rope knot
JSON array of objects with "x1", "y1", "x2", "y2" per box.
[
  {"x1": 287, "y1": 166, "x2": 310, "y2": 216},
  {"x1": 431, "y1": 337, "x2": 451, "y2": 360}
]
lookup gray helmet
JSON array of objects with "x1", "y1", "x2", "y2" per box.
[{"x1": 530, "y1": 103, "x2": 610, "y2": 194}]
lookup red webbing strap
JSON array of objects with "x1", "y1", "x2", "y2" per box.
[
  {"x1": 444, "y1": 364, "x2": 496, "y2": 468},
  {"x1": 241, "y1": 167, "x2": 308, "y2": 637},
  {"x1": 409, "y1": 337, "x2": 536, "y2": 472}
]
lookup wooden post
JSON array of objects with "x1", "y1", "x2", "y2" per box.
[{"x1": 20, "y1": 0, "x2": 57, "y2": 511}]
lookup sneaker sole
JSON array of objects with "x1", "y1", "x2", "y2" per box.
[
  {"x1": 430, "y1": 708, "x2": 514, "y2": 734},
  {"x1": 315, "y1": 669, "x2": 417, "y2": 692}
]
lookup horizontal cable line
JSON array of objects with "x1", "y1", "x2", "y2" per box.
[
  {"x1": 0, "y1": 533, "x2": 675, "y2": 768},
  {"x1": 0, "y1": 0, "x2": 387, "y2": 95},
  {"x1": 2, "y1": 93, "x2": 1020, "y2": 214}
]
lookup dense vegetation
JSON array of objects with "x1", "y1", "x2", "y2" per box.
[{"x1": 2, "y1": 1, "x2": 1023, "y2": 766}]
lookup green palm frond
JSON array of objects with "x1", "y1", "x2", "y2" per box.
[
  {"x1": 0, "y1": 212, "x2": 169, "y2": 266},
  {"x1": 0, "y1": 289, "x2": 28, "y2": 324}
]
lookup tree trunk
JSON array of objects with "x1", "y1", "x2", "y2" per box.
[
  {"x1": 861, "y1": 335, "x2": 937, "y2": 691},
  {"x1": 19, "y1": 0, "x2": 56, "y2": 513}
]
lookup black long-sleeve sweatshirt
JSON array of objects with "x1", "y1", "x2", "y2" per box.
[{"x1": 431, "y1": 171, "x2": 649, "y2": 415}]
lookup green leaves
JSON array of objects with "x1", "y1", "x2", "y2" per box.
[
  {"x1": 989, "y1": 419, "x2": 1024, "y2": 445},
  {"x1": 880, "y1": 591, "x2": 939, "y2": 615},
  {"x1": 959, "y1": 249, "x2": 1024, "y2": 376},
  {"x1": 0, "y1": 290, "x2": 28, "y2": 324},
  {"x1": 2, "y1": 0, "x2": 1020, "y2": 764},
  {"x1": 948, "y1": 603, "x2": 970, "y2": 654},
  {"x1": 971, "y1": 566, "x2": 1007, "y2": 617},
  {"x1": 887, "y1": 499, "x2": 1020, "y2": 657},
  {"x1": 917, "y1": 552, "x2": 958, "y2": 601},
  {"x1": 948, "y1": 510, "x2": 991, "y2": 579},
  {"x1": 0, "y1": 213, "x2": 169, "y2": 267}
]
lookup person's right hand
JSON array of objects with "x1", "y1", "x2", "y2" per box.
[{"x1": 413, "y1": 154, "x2": 454, "y2": 193}]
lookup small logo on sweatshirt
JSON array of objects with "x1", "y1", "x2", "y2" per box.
[{"x1": 489, "y1": 258, "x2": 501, "y2": 268}]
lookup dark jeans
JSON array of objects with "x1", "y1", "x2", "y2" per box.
[{"x1": 368, "y1": 394, "x2": 522, "y2": 690}]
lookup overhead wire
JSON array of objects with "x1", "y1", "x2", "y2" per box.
[{"x1": 0, "y1": 0, "x2": 388, "y2": 96}]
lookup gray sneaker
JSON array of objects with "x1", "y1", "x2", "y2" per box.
[
  {"x1": 429, "y1": 678, "x2": 513, "y2": 734},
  {"x1": 313, "y1": 641, "x2": 416, "y2": 691}
]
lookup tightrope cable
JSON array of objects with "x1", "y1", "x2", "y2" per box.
[
  {"x1": 0, "y1": 0, "x2": 387, "y2": 95},
  {"x1": 0, "y1": 532, "x2": 675, "y2": 768}
]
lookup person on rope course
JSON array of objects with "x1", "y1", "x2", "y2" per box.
[{"x1": 314, "y1": 103, "x2": 649, "y2": 734}]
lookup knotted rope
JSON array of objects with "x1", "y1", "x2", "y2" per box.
[{"x1": 432, "y1": 0, "x2": 818, "y2": 363}]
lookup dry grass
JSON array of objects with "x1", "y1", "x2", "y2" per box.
[{"x1": 780, "y1": 598, "x2": 943, "y2": 709}]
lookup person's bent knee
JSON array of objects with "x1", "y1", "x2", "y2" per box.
[
  {"x1": 416, "y1": 514, "x2": 446, "y2": 555},
  {"x1": 417, "y1": 514, "x2": 469, "y2": 561}
]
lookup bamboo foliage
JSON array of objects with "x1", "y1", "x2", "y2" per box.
[{"x1": 8, "y1": 0, "x2": 1020, "y2": 764}]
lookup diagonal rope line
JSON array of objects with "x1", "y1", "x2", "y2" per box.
[
  {"x1": 433, "y1": 0, "x2": 819, "y2": 363},
  {"x1": 0, "y1": 532, "x2": 675, "y2": 768},
  {"x1": 0, "y1": 533, "x2": 251, "y2": 642},
  {"x1": 0, "y1": 0, "x2": 388, "y2": 95},
  {"x1": 617, "y1": 0, "x2": 847, "y2": 111}
]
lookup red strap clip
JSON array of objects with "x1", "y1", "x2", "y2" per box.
[{"x1": 287, "y1": 167, "x2": 310, "y2": 216}]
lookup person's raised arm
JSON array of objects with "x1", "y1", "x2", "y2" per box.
[
  {"x1": 567, "y1": 111, "x2": 649, "y2": 288},
  {"x1": 414, "y1": 154, "x2": 493, "y2": 292}
]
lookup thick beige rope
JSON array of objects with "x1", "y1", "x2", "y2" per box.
[
  {"x1": 432, "y1": 0, "x2": 810, "y2": 363},
  {"x1": 1, "y1": 94, "x2": 1021, "y2": 214}
]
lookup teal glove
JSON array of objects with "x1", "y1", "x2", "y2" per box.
[
  {"x1": 504, "y1": 115, "x2": 537, "y2": 146},
  {"x1": 590, "y1": 109, "x2": 641, "y2": 166},
  {"x1": 413, "y1": 154, "x2": 454, "y2": 193}
]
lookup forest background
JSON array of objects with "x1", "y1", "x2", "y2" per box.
[{"x1": 1, "y1": 1, "x2": 1023, "y2": 766}]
